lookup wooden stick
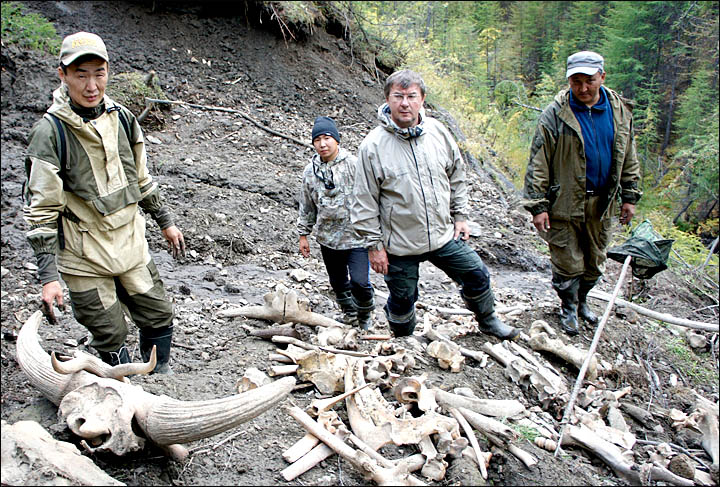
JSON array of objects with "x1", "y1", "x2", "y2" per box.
[
  {"x1": 588, "y1": 289, "x2": 718, "y2": 332},
  {"x1": 555, "y1": 255, "x2": 632, "y2": 457}
]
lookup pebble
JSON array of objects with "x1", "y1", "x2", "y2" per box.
[
  {"x1": 1, "y1": 266, "x2": 9, "y2": 278},
  {"x1": 146, "y1": 135, "x2": 162, "y2": 144},
  {"x1": 23, "y1": 262, "x2": 38, "y2": 271}
]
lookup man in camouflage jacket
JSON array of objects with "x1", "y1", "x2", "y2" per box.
[
  {"x1": 523, "y1": 51, "x2": 642, "y2": 335},
  {"x1": 23, "y1": 32, "x2": 184, "y2": 372},
  {"x1": 298, "y1": 116, "x2": 375, "y2": 330}
]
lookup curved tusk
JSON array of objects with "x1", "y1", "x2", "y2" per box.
[
  {"x1": 16, "y1": 310, "x2": 73, "y2": 405},
  {"x1": 50, "y1": 346, "x2": 157, "y2": 381},
  {"x1": 144, "y1": 376, "x2": 296, "y2": 445}
]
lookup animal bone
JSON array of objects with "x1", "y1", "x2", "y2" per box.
[
  {"x1": 426, "y1": 340, "x2": 465, "y2": 372},
  {"x1": 458, "y1": 407, "x2": 518, "y2": 444},
  {"x1": 295, "y1": 350, "x2": 350, "y2": 394},
  {"x1": 317, "y1": 326, "x2": 358, "y2": 350},
  {"x1": 268, "y1": 352, "x2": 294, "y2": 364},
  {"x1": 17, "y1": 310, "x2": 296, "y2": 458},
  {"x1": 307, "y1": 383, "x2": 371, "y2": 417},
  {"x1": 249, "y1": 324, "x2": 301, "y2": 340},
  {"x1": 50, "y1": 348, "x2": 156, "y2": 382},
  {"x1": 529, "y1": 321, "x2": 598, "y2": 380},
  {"x1": 282, "y1": 411, "x2": 341, "y2": 464},
  {"x1": 272, "y1": 335, "x2": 374, "y2": 358},
  {"x1": 237, "y1": 367, "x2": 271, "y2": 392},
  {"x1": 281, "y1": 430, "x2": 345, "y2": 481},
  {"x1": 534, "y1": 437, "x2": 557, "y2": 451},
  {"x1": 448, "y1": 407, "x2": 488, "y2": 479},
  {"x1": 419, "y1": 314, "x2": 488, "y2": 366},
  {"x1": 433, "y1": 388, "x2": 526, "y2": 418},
  {"x1": 561, "y1": 423, "x2": 695, "y2": 486},
  {"x1": 393, "y1": 374, "x2": 439, "y2": 413},
  {"x1": 286, "y1": 406, "x2": 426, "y2": 486},
  {"x1": 268, "y1": 364, "x2": 299, "y2": 377},
  {"x1": 417, "y1": 435, "x2": 447, "y2": 481},
  {"x1": 1, "y1": 419, "x2": 125, "y2": 486},
  {"x1": 217, "y1": 286, "x2": 347, "y2": 328}
]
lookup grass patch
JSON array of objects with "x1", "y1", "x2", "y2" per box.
[
  {"x1": 664, "y1": 336, "x2": 718, "y2": 386},
  {"x1": 511, "y1": 423, "x2": 540, "y2": 442},
  {"x1": 1, "y1": 2, "x2": 60, "y2": 54}
]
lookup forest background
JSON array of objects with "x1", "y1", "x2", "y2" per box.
[{"x1": 342, "y1": 0, "x2": 719, "y2": 267}]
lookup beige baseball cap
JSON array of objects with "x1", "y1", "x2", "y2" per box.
[{"x1": 60, "y1": 32, "x2": 109, "y2": 66}]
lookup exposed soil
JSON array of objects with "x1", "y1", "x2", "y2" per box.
[{"x1": 1, "y1": 2, "x2": 718, "y2": 486}]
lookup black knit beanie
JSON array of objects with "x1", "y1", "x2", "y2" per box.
[{"x1": 311, "y1": 116, "x2": 340, "y2": 143}]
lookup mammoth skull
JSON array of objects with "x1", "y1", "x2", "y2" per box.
[{"x1": 16, "y1": 311, "x2": 296, "y2": 458}]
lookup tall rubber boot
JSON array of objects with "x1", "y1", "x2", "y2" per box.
[
  {"x1": 98, "y1": 345, "x2": 131, "y2": 366},
  {"x1": 553, "y1": 275, "x2": 580, "y2": 336},
  {"x1": 462, "y1": 288, "x2": 520, "y2": 340},
  {"x1": 383, "y1": 303, "x2": 416, "y2": 337},
  {"x1": 353, "y1": 296, "x2": 375, "y2": 331},
  {"x1": 139, "y1": 325, "x2": 174, "y2": 374},
  {"x1": 578, "y1": 279, "x2": 599, "y2": 325},
  {"x1": 336, "y1": 290, "x2": 358, "y2": 325}
]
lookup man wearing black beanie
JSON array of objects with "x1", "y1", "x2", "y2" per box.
[{"x1": 297, "y1": 117, "x2": 375, "y2": 330}]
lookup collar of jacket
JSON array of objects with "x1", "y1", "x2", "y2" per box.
[
  {"x1": 569, "y1": 86, "x2": 610, "y2": 112},
  {"x1": 312, "y1": 146, "x2": 349, "y2": 170},
  {"x1": 47, "y1": 84, "x2": 119, "y2": 129},
  {"x1": 377, "y1": 103, "x2": 425, "y2": 140}
]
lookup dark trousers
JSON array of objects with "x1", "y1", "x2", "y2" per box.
[
  {"x1": 385, "y1": 238, "x2": 490, "y2": 319},
  {"x1": 320, "y1": 245, "x2": 374, "y2": 303}
]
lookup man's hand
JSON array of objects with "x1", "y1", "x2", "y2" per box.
[
  {"x1": 41, "y1": 280, "x2": 64, "y2": 325},
  {"x1": 619, "y1": 203, "x2": 635, "y2": 226},
  {"x1": 162, "y1": 225, "x2": 186, "y2": 259},
  {"x1": 454, "y1": 221, "x2": 470, "y2": 241},
  {"x1": 299, "y1": 236, "x2": 310, "y2": 258},
  {"x1": 532, "y1": 212, "x2": 551, "y2": 233},
  {"x1": 369, "y1": 248, "x2": 389, "y2": 275}
]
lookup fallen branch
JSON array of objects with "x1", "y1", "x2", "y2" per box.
[
  {"x1": 588, "y1": 289, "x2": 718, "y2": 332},
  {"x1": 145, "y1": 97, "x2": 312, "y2": 149}
]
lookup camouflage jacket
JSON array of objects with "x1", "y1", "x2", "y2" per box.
[
  {"x1": 23, "y1": 85, "x2": 173, "y2": 283},
  {"x1": 297, "y1": 148, "x2": 364, "y2": 250}
]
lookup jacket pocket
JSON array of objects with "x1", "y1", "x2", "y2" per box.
[{"x1": 546, "y1": 184, "x2": 560, "y2": 208}]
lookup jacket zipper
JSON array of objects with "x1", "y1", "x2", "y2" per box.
[{"x1": 409, "y1": 139, "x2": 431, "y2": 252}]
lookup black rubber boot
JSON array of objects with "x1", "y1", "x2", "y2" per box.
[
  {"x1": 98, "y1": 345, "x2": 131, "y2": 366},
  {"x1": 553, "y1": 275, "x2": 580, "y2": 336},
  {"x1": 383, "y1": 303, "x2": 416, "y2": 337},
  {"x1": 578, "y1": 279, "x2": 599, "y2": 325},
  {"x1": 139, "y1": 325, "x2": 174, "y2": 374},
  {"x1": 336, "y1": 290, "x2": 358, "y2": 325},
  {"x1": 462, "y1": 288, "x2": 520, "y2": 340},
  {"x1": 353, "y1": 296, "x2": 375, "y2": 331}
]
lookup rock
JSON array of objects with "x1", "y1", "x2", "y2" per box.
[
  {"x1": 1, "y1": 266, "x2": 9, "y2": 278},
  {"x1": 685, "y1": 331, "x2": 706, "y2": 349},
  {"x1": 290, "y1": 268, "x2": 311, "y2": 282},
  {"x1": 23, "y1": 262, "x2": 38, "y2": 271},
  {"x1": 668, "y1": 453, "x2": 695, "y2": 480},
  {"x1": 146, "y1": 134, "x2": 162, "y2": 144}
]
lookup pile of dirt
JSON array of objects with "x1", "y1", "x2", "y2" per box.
[{"x1": 1, "y1": 2, "x2": 717, "y2": 486}]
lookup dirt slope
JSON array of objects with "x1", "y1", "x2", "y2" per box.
[{"x1": 1, "y1": 2, "x2": 717, "y2": 486}]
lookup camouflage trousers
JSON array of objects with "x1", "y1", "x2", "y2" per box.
[
  {"x1": 61, "y1": 258, "x2": 174, "y2": 352},
  {"x1": 540, "y1": 194, "x2": 614, "y2": 281}
]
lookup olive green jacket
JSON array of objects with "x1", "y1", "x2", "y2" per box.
[
  {"x1": 351, "y1": 104, "x2": 468, "y2": 256},
  {"x1": 23, "y1": 85, "x2": 173, "y2": 283},
  {"x1": 522, "y1": 87, "x2": 642, "y2": 220}
]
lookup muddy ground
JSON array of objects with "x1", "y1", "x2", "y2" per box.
[{"x1": 1, "y1": 2, "x2": 718, "y2": 486}]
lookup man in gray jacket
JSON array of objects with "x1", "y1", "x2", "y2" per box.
[{"x1": 351, "y1": 70, "x2": 518, "y2": 340}]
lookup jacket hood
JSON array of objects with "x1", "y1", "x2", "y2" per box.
[{"x1": 377, "y1": 103, "x2": 426, "y2": 140}]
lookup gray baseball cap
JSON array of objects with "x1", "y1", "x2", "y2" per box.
[
  {"x1": 566, "y1": 51, "x2": 604, "y2": 78},
  {"x1": 60, "y1": 32, "x2": 109, "y2": 66}
]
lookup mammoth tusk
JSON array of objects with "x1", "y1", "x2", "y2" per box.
[
  {"x1": 50, "y1": 347, "x2": 157, "y2": 381},
  {"x1": 143, "y1": 376, "x2": 296, "y2": 445}
]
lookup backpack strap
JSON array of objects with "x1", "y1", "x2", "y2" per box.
[
  {"x1": 107, "y1": 105, "x2": 132, "y2": 142},
  {"x1": 46, "y1": 113, "x2": 67, "y2": 178}
]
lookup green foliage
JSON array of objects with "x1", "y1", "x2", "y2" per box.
[
  {"x1": 1, "y1": 2, "x2": 60, "y2": 54},
  {"x1": 107, "y1": 72, "x2": 166, "y2": 122},
  {"x1": 664, "y1": 337, "x2": 719, "y2": 386}
]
